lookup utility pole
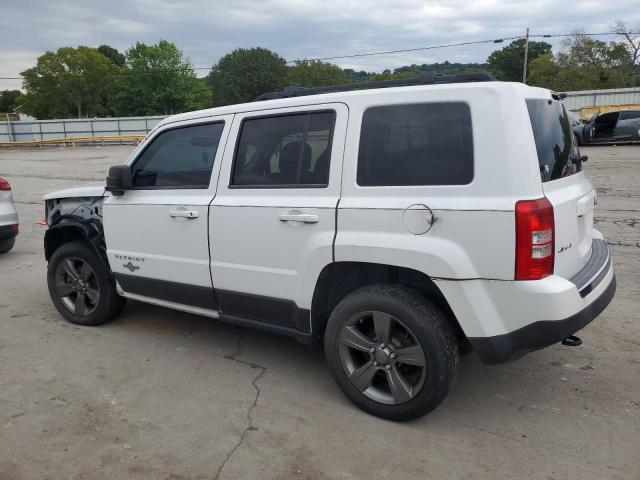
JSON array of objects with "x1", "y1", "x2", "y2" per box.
[{"x1": 522, "y1": 27, "x2": 530, "y2": 84}]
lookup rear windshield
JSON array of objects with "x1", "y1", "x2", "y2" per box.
[{"x1": 526, "y1": 99, "x2": 581, "y2": 182}]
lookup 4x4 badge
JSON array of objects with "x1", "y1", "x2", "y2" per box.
[{"x1": 123, "y1": 262, "x2": 140, "y2": 272}]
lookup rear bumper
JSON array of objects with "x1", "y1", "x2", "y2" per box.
[
  {"x1": 436, "y1": 238, "x2": 616, "y2": 364},
  {"x1": 469, "y1": 271, "x2": 616, "y2": 364},
  {"x1": 0, "y1": 224, "x2": 18, "y2": 240}
]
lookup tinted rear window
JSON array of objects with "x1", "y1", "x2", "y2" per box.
[
  {"x1": 526, "y1": 99, "x2": 580, "y2": 182},
  {"x1": 357, "y1": 102, "x2": 473, "y2": 186}
]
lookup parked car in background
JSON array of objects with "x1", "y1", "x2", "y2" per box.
[
  {"x1": 578, "y1": 109, "x2": 640, "y2": 145},
  {"x1": 0, "y1": 177, "x2": 19, "y2": 253},
  {"x1": 568, "y1": 111, "x2": 586, "y2": 144}
]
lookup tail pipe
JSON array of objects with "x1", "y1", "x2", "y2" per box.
[{"x1": 561, "y1": 335, "x2": 582, "y2": 347}]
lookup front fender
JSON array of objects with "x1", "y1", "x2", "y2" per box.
[{"x1": 44, "y1": 216, "x2": 106, "y2": 262}]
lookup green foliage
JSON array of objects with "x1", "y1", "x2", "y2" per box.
[
  {"x1": 109, "y1": 41, "x2": 211, "y2": 116},
  {"x1": 287, "y1": 60, "x2": 350, "y2": 87},
  {"x1": 21, "y1": 46, "x2": 113, "y2": 118},
  {"x1": 487, "y1": 39, "x2": 552, "y2": 81},
  {"x1": 206, "y1": 48, "x2": 288, "y2": 106},
  {"x1": 97, "y1": 45, "x2": 126, "y2": 67},
  {"x1": 528, "y1": 33, "x2": 639, "y2": 90},
  {"x1": 0, "y1": 90, "x2": 23, "y2": 112}
]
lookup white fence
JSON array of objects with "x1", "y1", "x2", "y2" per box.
[
  {"x1": 0, "y1": 116, "x2": 166, "y2": 143},
  {"x1": 562, "y1": 87, "x2": 640, "y2": 111}
]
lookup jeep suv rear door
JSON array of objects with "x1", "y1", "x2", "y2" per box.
[
  {"x1": 103, "y1": 117, "x2": 232, "y2": 311},
  {"x1": 210, "y1": 104, "x2": 347, "y2": 331},
  {"x1": 526, "y1": 99, "x2": 594, "y2": 279}
]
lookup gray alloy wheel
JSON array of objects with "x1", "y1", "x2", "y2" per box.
[
  {"x1": 54, "y1": 257, "x2": 101, "y2": 316},
  {"x1": 338, "y1": 310, "x2": 427, "y2": 405}
]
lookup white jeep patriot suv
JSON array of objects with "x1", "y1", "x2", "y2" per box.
[{"x1": 43, "y1": 73, "x2": 616, "y2": 420}]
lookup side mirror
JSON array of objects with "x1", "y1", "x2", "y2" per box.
[{"x1": 105, "y1": 165, "x2": 133, "y2": 196}]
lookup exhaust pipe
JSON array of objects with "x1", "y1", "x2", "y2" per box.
[{"x1": 561, "y1": 335, "x2": 582, "y2": 347}]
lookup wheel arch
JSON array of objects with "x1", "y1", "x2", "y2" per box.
[
  {"x1": 310, "y1": 261, "x2": 468, "y2": 346},
  {"x1": 44, "y1": 216, "x2": 107, "y2": 264}
]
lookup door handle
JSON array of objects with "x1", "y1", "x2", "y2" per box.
[
  {"x1": 169, "y1": 209, "x2": 199, "y2": 219},
  {"x1": 279, "y1": 213, "x2": 319, "y2": 224}
]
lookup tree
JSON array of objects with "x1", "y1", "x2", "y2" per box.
[
  {"x1": 487, "y1": 38, "x2": 552, "y2": 82},
  {"x1": 527, "y1": 33, "x2": 634, "y2": 91},
  {"x1": 557, "y1": 33, "x2": 628, "y2": 68},
  {"x1": 287, "y1": 60, "x2": 349, "y2": 87},
  {"x1": 206, "y1": 48, "x2": 287, "y2": 106},
  {"x1": 22, "y1": 46, "x2": 113, "y2": 118},
  {"x1": 98, "y1": 45, "x2": 126, "y2": 67},
  {"x1": 109, "y1": 40, "x2": 210, "y2": 116},
  {"x1": 613, "y1": 20, "x2": 640, "y2": 65},
  {"x1": 0, "y1": 90, "x2": 23, "y2": 112}
]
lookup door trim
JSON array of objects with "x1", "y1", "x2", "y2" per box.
[
  {"x1": 115, "y1": 273, "x2": 219, "y2": 310},
  {"x1": 215, "y1": 289, "x2": 311, "y2": 332}
]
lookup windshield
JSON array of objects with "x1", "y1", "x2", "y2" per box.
[{"x1": 526, "y1": 99, "x2": 581, "y2": 182}]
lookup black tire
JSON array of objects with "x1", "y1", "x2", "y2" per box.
[
  {"x1": 47, "y1": 240, "x2": 125, "y2": 326},
  {"x1": 324, "y1": 284, "x2": 459, "y2": 421},
  {"x1": 0, "y1": 237, "x2": 15, "y2": 254}
]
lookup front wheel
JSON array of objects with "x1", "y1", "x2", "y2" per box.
[
  {"x1": 47, "y1": 241, "x2": 125, "y2": 326},
  {"x1": 324, "y1": 284, "x2": 459, "y2": 421}
]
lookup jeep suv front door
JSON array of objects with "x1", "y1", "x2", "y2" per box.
[{"x1": 103, "y1": 117, "x2": 232, "y2": 311}]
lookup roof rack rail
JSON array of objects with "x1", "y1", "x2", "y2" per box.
[{"x1": 254, "y1": 71, "x2": 495, "y2": 101}]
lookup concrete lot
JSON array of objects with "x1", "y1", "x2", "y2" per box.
[{"x1": 0, "y1": 145, "x2": 638, "y2": 480}]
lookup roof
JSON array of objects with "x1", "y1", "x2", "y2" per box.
[{"x1": 159, "y1": 79, "x2": 547, "y2": 129}]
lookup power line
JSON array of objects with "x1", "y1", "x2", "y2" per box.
[
  {"x1": 1, "y1": 30, "x2": 639, "y2": 80},
  {"x1": 286, "y1": 31, "x2": 640, "y2": 63}
]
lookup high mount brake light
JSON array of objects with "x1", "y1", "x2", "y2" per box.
[{"x1": 515, "y1": 198, "x2": 554, "y2": 280}]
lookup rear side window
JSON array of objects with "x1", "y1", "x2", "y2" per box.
[
  {"x1": 232, "y1": 111, "x2": 335, "y2": 187},
  {"x1": 132, "y1": 122, "x2": 224, "y2": 188},
  {"x1": 357, "y1": 102, "x2": 473, "y2": 186},
  {"x1": 526, "y1": 99, "x2": 580, "y2": 182}
]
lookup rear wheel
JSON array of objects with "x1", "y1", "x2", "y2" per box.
[
  {"x1": 324, "y1": 284, "x2": 459, "y2": 421},
  {"x1": 47, "y1": 241, "x2": 125, "y2": 326},
  {"x1": 0, "y1": 237, "x2": 15, "y2": 254}
]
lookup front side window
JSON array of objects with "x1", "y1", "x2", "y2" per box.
[
  {"x1": 526, "y1": 99, "x2": 580, "y2": 182},
  {"x1": 357, "y1": 102, "x2": 473, "y2": 187},
  {"x1": 132, "y1": 122, "x2": 224, "y2": 188},
  {"x1": 232, "y1": 111, "x2": 335, "y2": 187}
]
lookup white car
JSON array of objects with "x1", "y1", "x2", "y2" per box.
[
  {"x1": 0, "y1": 177, "x2": 19, "y2": 253},
  {"x1": 42, "y1": 73, "x2": 616, "y2": 421}
]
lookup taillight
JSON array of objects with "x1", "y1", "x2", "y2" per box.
[
  {"x1": 0, "y1": 178, "x2": 10, "y2": 191},
  {"x1": 515, "y1": 197, "x2": 554, "y2": 280}
]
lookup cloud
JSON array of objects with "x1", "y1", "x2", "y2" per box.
[{"x1": 2, "y1": 0, "x2": 639, "y2": 90}]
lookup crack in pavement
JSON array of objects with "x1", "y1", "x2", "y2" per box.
[{"x1": 214, "y1": 328, "x2": 266, "y2": 480}]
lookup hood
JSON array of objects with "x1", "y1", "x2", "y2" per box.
[{"x1": 43, "y1": 182, "x2": 106, "y2": 201}]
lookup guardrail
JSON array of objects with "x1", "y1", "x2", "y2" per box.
[
  {"x1": 0, "y1": 134, "x2": 146, "y2": 148},
  {"x1": 0, "y1": 115, "x2": 164, "y2": 143}
]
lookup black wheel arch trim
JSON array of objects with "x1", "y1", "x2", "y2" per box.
[
  {"x1": 44, "y1": 215, "x2": 106, "y2": 262},
  {"x1": 469, "y1": 271, "x2": 616, "y2": 364}
]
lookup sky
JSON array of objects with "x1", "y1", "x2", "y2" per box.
[{"x1": 2, "y1": 0, "x2": 639, "y2": 90}]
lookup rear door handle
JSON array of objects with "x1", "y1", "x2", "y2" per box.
[
  {"x1": 170, "y1": 209, "x2": 199, "y2": 219},
  {"x1": 279, "y1": 213, "x2": 319, "y2": 224}
]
